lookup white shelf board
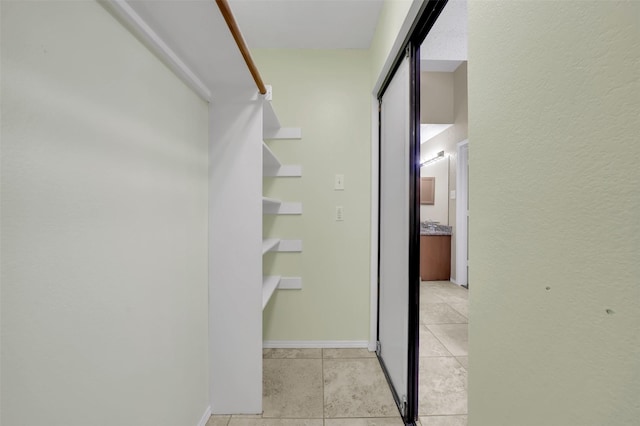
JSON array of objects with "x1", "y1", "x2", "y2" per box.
[
  {"x1": 262, "y1": 238, "x2": 280, "y2": 254},
  {"x1": 262, "y1": 275, "x2": 281, "y2": 310},
  {"x1": 262, "y1": 142, "x2": 281, "y2": 169},
  {"x1": 262, "y1": 197, "x2": 282, "y2": 208},
  {"x1": 264, "y1": 127, "x2": 302, "y2": 140},
  {"x1": 273, "y1": 239, "x2": 303, "y2": 252},
  {"x1": 278, "y1": 277, "x2": 302, "y2": 290},
  {"x1": 263, "y1": 165, "x2": 303, "y2": 177},
  {"x1": 263, "y1": 202, "x2": 303, "y2": 215},
  {"x1": 263, "y1": 102, "x2": 281, "y2": 132}
]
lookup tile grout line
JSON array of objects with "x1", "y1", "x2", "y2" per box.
[{"x1": 321, "y1": 348, "x2": 326, "y2": 424}]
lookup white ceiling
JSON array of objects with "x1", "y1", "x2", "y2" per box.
[
  {"x1": 420, "y1": 0, "x2": 467, "y2": 71},
  {"x1": 229, "y1": 0, "x2": 384, "y2": 49}
]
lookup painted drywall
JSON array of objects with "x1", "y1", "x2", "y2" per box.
[
  {"x1": 419, "y1": 63, "x2": 468, "y2": 281},
  {"x1": 468, "y1": 1, "x2": 639, "y2": 425},
  {"x1": 1, "y1": 2, "x2": 209, "y2": 425},
  {"x1": 421, "y1": 71, "x2": 454, "y2": 124},
  {"x1": 209, "y1": 96, "x2": 263, "y2": 413},
  {"x1": 370, "y1": 0, "x2": 414, "y2": 86},
  {"x1": 252, "y1": 49, "x2": 371, "y2": 342}
]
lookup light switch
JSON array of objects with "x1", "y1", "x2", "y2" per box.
[
  {"x1": 334, "y1": 174, "x2": 344, "y2": 190},
  {"x1": 450, "y1": 190, "x2": 456, "y2": 199},
  {"x1": 335, "y1": 206, "x2": 344, "y2": 221}
]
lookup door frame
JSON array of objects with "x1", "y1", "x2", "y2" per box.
[
  {"x1": 456, "y1": 139, "x2": 469, "y2": 287},
  {"x1": 373, "y1": 1, "x2": 449, "y2": 424}
]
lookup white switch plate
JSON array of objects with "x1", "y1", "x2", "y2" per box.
[
  {"x1": 450, "y1": 190, "x2": 456, "y2": 199},
  {"x1": 335, "y1": 206, "x2": 344, "y2": 221},
  {"x1": 334, "y1": 174, "x2": 344, "y2": 190}
]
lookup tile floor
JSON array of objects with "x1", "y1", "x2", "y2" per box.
[
  {"x1": 419, "y1": 280, "x2": 468, "y2": 426},
  {"x1": 206, "y1": 281, "x2": 468, "y2": 426},
  {"x1": 207, "y1": 347, "x2": 403, "y2": 426}
]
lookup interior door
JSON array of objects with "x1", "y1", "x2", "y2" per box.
[{"x1": 377, "y1": 45, "x2": 420, "y2": 422}]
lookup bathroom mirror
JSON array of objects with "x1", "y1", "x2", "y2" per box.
[{"x1": 420, "y1": 156, "x2": 449, "y2": 225}]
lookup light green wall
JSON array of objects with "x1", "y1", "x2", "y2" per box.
[
  {"x1": 370, "y1": 0, "x2": 414, "y2": 86},
  {"x1": 468, "y1": 1, "x2": 639, "y2": 424},
  {"x1": 253, "y1": 49, "x2": 372, "y2": 341},
  {"x1": 1, "y1": 1, "x2": 209, "y2": 425}
]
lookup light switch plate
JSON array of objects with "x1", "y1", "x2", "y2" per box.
[
  {"x1": 450, "y1": 190, "x2": 456, "y2": 199},
  {"x1": 335, "y1": 206, "x2": 344, "y2": 221},
  {"x1": 334, "y1": 174, "x2": 344, "y2": 190}
]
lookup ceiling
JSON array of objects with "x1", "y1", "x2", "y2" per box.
[
  {"x1": 420, "y1": 0, "x2": 467, "y2": 71},
  {"x1": 229, "y1": 0, "x2": 384, "y2": 49}
]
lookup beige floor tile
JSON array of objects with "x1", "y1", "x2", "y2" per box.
[
  {"x1": 455, "y1": 357, "x2": 468, "y2": 370},
  {"x1": 420, "y1": 285, "x2": 446, "y2": 304},
  {"x1": 418, "y1": 357, "x2": 467, "y2": 415},
  {"x1": 263, "y1": 348, "x2": 322, "y2": 359},
  {"x1": 422, "y1": 280, "x2": 453, "y2": 288},
  {"x1": 228, "y1": 419, "x2": 323, "y2": 426},
  {"x1": 263, "y1": 359, "x2": 323, "y2": 418},
  {"x1": 325, "y1": 418, "x2": 404, "y2": 425},
  {"x1": 427, "y1": 324, "x2": 468, "y2": 357},
  {"x1": 206, "y1": 415, "x2": 231, "y2": 426},
  {"x1": 448, "y1": 303, "x2": 468, "y2": 319},
  {"x1": 420, "y1": 303, "x2": 468, "y2": 325},
  {"x1": 420, "y1": 415, "x2": 467, "y2": 426},
  {"x1": 420, "y1": 325, "x2": 452, "y2": 357},
  {"x1": 324, "y1": 358, "x2": 398, "y2": 418},
  {"x1": 323, "y1": 348, "x2": 376, "y2": 358},
  {"x1": 430, "y1": 288, "x2": 468, "y2": 305}
]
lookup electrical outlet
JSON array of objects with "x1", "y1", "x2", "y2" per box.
[
  {"x1": 334, "y1": 174, "x2": 344, "y2": 190},
  {"x1": 335, "y1": 206, "x2": 344, "y2": 221}
]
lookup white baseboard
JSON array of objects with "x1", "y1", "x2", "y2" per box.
[
  {"x1": 263, "y1": 340, "x2": 369, "y2": 349},
  {"x1": 197, "y1": 406, "x2": 212, "y2": 426}
]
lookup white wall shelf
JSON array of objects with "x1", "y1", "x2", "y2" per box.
[
  {"x1": 263, "y1": 164, "x2": 303, "y2": 177},
  {"x1": 263, "y1": 102, "x2": 281, "y2": 132},
  {"x1": 278, "y1": 277, "x2": 302, "y2": 290},
  {"x1": 262, "y1": 197, "x2": 282, "y2": 210},
  {"x1": 262, "y1": 142, "x2": 281, "y2": 170},
  {"x1": 262, "y1": 238, "x2": 281, "y2": 254},
  {"x1": 273, "y1": 239, "x2": 303, "y2": 252},
  {"x1": 261, "y1": 239, "x2": 303, "y2": 254},
  {"x1": 264, "y1": 127, "x2": 302, "y2": 140},
  {"x1": 263, "y1": 202, "x2": 303, "y2": 215},
  {"x1": 262, "y1": 276, "x2": 281, "y2": 310}
]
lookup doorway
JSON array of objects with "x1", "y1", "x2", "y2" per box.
[{"x1": 375, "y1": 0, "x2": 469, "y2": 424}]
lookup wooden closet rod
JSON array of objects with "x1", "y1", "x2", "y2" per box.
[{"x1": 216, "y1": 0, "x2": 267, "y2": 95}]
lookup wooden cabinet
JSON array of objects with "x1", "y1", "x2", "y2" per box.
[{"x1": 420, "y1": 235, "x2": 451, "y2": 281}]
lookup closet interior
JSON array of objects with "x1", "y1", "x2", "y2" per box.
[{"x1": 104, "y1": 0, "x2": 301, "y2": 414}]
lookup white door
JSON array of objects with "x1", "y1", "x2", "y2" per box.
[{"x1": 378, "y1": 55, "x2": 411, "y2": 412}]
